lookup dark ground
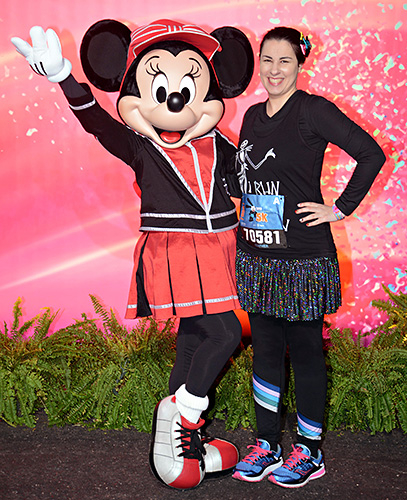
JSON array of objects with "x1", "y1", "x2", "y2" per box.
[{"x1": 1, "y1": 411, "x2": 406, "y2": 500}]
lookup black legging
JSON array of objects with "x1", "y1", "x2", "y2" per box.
[
  {"x1": 250, "y1": 313, "x2": 327, "y2": 453},
  {"x1": 169, "y1": 311, "x2": 242, "y2": 398}
]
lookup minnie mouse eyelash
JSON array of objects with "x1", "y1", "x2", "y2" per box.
[
  {"x1": 146, "y1": 59, "x2": 162, "y2": 76},
  {"x1": 188, "y1": 64, "x2": 201, "y2": 78}
]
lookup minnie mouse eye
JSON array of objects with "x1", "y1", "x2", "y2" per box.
[
  {"x1": 179, "y1": 75, "x2": 196, "y2": 105},
  {"x1": 152, "y1": 73, "x2": 168, "y2": 104}
]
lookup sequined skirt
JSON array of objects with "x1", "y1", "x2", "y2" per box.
[{"x1": 236, "y1": 247, "x2": 341, "y2": 321}]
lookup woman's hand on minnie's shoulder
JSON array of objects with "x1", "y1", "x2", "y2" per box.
[{"x1": 296, "y1": 202, "x2": 345, "y2": 226}]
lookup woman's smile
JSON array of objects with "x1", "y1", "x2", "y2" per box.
[{"x1": 259, "y1": 38, "x2": 302, "y2": 114}]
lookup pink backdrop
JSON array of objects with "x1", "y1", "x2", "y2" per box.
[{"x1": 1, "y1": 1, "x2": 406, "y2": 335}]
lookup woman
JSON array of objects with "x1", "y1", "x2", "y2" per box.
[{"x1": 232, "y1": 27, "x2": 385, "y2": 488}]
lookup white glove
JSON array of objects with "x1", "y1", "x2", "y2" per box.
[{"x1": 11, "y1": 26, "x2": 72, "y2": 83}]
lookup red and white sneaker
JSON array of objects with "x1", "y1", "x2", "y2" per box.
[
  {"x1": 150, "y1": 396, "x2": 205, "y2": 490},
  {"x1": 203, "y1": 437, "x2": 239, "y2": 476}
]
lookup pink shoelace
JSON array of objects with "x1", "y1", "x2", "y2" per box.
[
  {"x1": 241, "y1": 440, "x2": 271, "y2": 464},
  {"x1": 282, "y1": 445, "x2": 308, "y2": 470}
]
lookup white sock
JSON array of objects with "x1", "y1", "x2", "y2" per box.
[{"x1": 175, "y1": 384, "x2": 209, "y2": 424}]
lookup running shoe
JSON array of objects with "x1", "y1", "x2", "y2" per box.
[
  {"x1": 232, "y1": 439, "x2": 283, "y2": 482},
  {"x1": 269, "y1": 443, "x2": 325, "y2": 488}
]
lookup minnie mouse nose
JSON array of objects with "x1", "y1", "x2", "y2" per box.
[{"x1": 167, "y1": 92, "x2": 185, "y2": 113}]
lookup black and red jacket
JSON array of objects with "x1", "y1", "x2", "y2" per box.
[{"x1": 60, "y1": 76, "x2": 238, "y2": 234}]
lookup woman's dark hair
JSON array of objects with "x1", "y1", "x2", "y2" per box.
[{"x1": 259, "y1": 27, "x2": 311, "y2": 65}]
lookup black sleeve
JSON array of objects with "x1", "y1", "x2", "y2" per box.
[
  {"x1": 59, "y1": 75, "x2": 141, "y2": 168},
  {"x1": 217, "y1": 131, "x2": 241, "y2": 198},
  {"x1": 303, "y1": 95, "x2": 386, "y2": 216}
]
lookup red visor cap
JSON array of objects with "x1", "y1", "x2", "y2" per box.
[{"x1": 124, "y1": 19, "x2": 221, "y2": 74}]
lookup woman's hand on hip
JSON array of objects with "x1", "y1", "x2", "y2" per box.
[{"x1": 296, "y1": 202, "x2": 342, "y2": 226}]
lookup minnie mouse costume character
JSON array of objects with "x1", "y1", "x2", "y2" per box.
[{"x1": 12, "y1": 19, "x2": 254, "y2": 489}]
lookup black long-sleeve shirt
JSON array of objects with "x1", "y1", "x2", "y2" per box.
[{"x1": 234, "y1": 90, "x2": 386, "y2": 259}]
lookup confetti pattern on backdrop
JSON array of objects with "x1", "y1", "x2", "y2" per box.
[{"x1": 1, "y1": 0, "x2": 406, "y2": 337}]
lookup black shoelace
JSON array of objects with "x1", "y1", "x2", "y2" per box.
[{"x1": 175, "y1": 422, "x2": 205, "y2": 470}]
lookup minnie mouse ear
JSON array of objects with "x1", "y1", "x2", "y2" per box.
[
  {"x1": 80, "y1": 19, "x2": 131, "y2": 92},
  {"x1": 210, "y1": 27, "x2": 254, "y2": 99}
]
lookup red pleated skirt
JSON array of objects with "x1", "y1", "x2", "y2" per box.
[{"x1": 125, "y1": 229, "x2": 240, "y2": 320}]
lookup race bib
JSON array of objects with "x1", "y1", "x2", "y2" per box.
[{"x1": 239, "y1": 194, "x2": 287, "y2": 249}]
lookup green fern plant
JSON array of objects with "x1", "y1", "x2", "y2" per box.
[
  {"x1": 0, "y1": 296, "x2": 177, "y2": 432},
  {"x1": 1, "y1": 286, "x2": 407, "y2": 435},
  {"x1": 43, "y1": 297, "x2": 177, "y2": 432},
  {"x1": 40, "y1": 316, "x2": 111, "y2": 426},
  {"x1": 87, "y1": 296, "x2": 176, "y2": 431},
  {"x1": 369, "y1": 284, "x2": 407, "y2": 431},
  {"x1": 370, "y1": 284, "x2": 407, "y2": 349},
  {"x1": 326, "y1": 326, "x2": 407, "y2": 434},
  {"x1": 0, "y1": 298, "x2": 57, "y2": 426}
]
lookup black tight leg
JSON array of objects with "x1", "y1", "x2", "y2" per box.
[
  {"x1": 249, "y1": 314, "x2": 287, "y2": 449},
  {"x1": 249, "y1": 313, "x2": 326, "y2": 455},
  {"x1": 287, "y1": 317, "x2": 327, "y2": 455},
  {"x1": 168, "y1": 311, "x2": 242, "y2": 398}
]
